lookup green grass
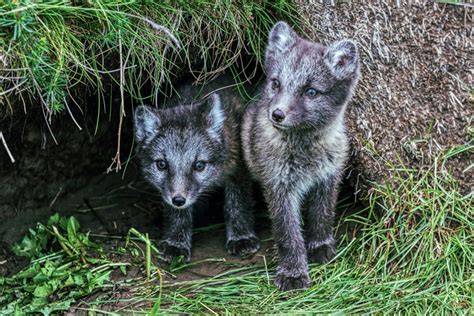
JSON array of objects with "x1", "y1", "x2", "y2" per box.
[
  {"x1": 0, "y1": 0, "x2": 300, "y2": 171},
  {"x1": 138, "y1": 153, "x2": 472, "y2": 314},
  {"x1": 0, "y1": 0, "x2": 299, "y2": 116},
  {"x1": 1, "y1": 148, "x2": 472, "y2": 314},
  {"x1": 0, "y1": 214, "x2": 117, "y2": 314}
]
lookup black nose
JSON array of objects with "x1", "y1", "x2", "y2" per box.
[
  {"x1": 172, "y1": 196, "x2": 186, "y2": 207},
  {"x1": 272, "y1": 109, "x2": 285, "y2": 123}
]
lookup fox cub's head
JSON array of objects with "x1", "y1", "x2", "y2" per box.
[
  {"x1": 264, "y1": 21, "x2": 360, "y2": 131},
  {"x1": 134, "y1": 94, "x2": 226, "y2": 209}
]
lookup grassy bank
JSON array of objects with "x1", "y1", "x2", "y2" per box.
[
  {"x1": 1, "y1": 147, "x2": 471, "y2": 314},
  {"x1": 0, "y1": 0, "x2": 299, "y2": 117}
]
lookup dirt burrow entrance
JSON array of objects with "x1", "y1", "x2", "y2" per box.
[
  {"x1": 0, "y1": 108, "x2": 358, "y2": 290},
  {"x1": 0, "y1": 110, "x2": 281, "y2": 281}
]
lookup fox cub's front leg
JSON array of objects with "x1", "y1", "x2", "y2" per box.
[
  {"x1": 266, "y1": 188, "x2": 311, "y2": 291},
  {"x1": 224, "y1": 166, "x2": 260, "y2": 257},
  {"x1": 304, "y1": 177, "x2": 339, "y2": 264},
  {"x1": 158, "y1": 205, "x2": 193, "y2": 262}
]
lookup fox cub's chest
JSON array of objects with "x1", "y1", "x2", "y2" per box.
[
  {"x1": 254, "y1": 130, "x2": 322, "y2": 181},
  {"x1": 251, "y1": 122, "x2": 345, "y2": 186}
]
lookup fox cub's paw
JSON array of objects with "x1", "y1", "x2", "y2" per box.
[
  {"x1": 275, "y1": 269, "x2": 311, "y2": 292},
  {"x1": 307, "y1": 241, "x2": 336, "y2": 264},
  {"x1": 226, "y1": 236, "x2": 261, "y2": 257},
  {"x1": 158, "y1": 240, "x2": 191, "y2": 263}
]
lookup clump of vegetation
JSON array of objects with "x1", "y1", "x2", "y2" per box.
[
  {"x1": 0, "y1": 0, "x2": 299, "y2": 117},
  {"x1": 0, "y1": 213, "x2": 169, "y2": 314},
  {"x1": 0, "y1": 214, "x2": 120, "y2": 314},
  {"x1": 1, "y1": 148, "x2": 471, "y2": 314}
]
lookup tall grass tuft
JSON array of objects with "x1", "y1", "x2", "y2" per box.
[{"x1": 0, "y1": 0, "x2": 299, "y2": 117}]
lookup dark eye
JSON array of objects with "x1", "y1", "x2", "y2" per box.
[
  {"x1": 271, "y1": 79, "x2": 280, "y2": 90},
  {"x1": 194, "y1": 161, "x2": 206, "y2": 172},
  {"x1": 156, "y1": 160, "x2": 168, "y2": 170},
  {"x1": 305, "y1": 88, "x2": 318, "y2": 98}
]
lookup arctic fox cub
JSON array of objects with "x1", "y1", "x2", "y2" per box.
[
  {"x1": 242, "y1": 21, "x2": 360, "y2": 291},
  {"x1": 134, "y1": 81, "x2": 260, "y2": 262}
]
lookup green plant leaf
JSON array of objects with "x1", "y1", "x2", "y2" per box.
[
  {"x1": 66, "y1": 216, "x2": 80, "y2": 245},
  {"x1": 33, "y1": 283, "x2": 56, "y2": 298}
]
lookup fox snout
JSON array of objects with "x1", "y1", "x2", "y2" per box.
[
  {"x1": 165, "y1": 191, "x2": 191, "y2": 209},
  {"x1": 268, "y1": 105, "x2": 295, "y2": 128},
  {"x1": 168, "y1": 184, "x2": 193, "y2": 209},
  {"x1": 268, "y1": 94, "x2": 295, "y2": 127},
  {"x1": 269, "y1": 106, "x2": 292, "y2": 128},
  {"x1": 271, "y1": 108, "x2": 286, "y2": 123},
  {"x1": 160, "y1": 175, "x2": 194, "y2": 209},
  {"x1": 171, "y1": 195, "x2": 186, "y2": 207}
]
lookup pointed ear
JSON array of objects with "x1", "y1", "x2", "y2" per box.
[
  {"x1": 134, "y1": 105, "x2": 160, "y2": 144},
  {"x1": 324, "y1": 40, "x2": 359, "y2": 80},
  {"x1": 204, "y1": 93, "x2": 225, "y2": 139},
  {"x1": 265, "y1": 21, "x2": 297, "y2": 65}
]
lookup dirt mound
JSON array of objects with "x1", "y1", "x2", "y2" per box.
[{"x1": 300, "y1": 3, "x2": 472, "y2": 194}]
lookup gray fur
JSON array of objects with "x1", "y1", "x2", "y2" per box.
[
  {"x1": 242, "y1": 21, "x2": 360, "y2": 291},
  {"x1": 134, "y1": 81, "x2": 260, "y2": 263}
]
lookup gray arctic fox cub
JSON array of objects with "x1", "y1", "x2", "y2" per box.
[
  {"x1": 242, "y1": 21, "x2": 360, "y2": 291},
  {"x1": 134, "y1": 82, "x2": 260, "y2": 262}
]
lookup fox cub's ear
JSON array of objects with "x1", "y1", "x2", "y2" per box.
[
  {"x1": 134, "y1": 105, "x2": 160, "y2": 144},
  {"x1": 204, "y1": 93, "x2": 225, "y2": 140},
  {"x1": 266, "y1": 21, "x2": 297, "y2": 63},
  {"x1": 324, "y1": 40, "x2": 359, "y2": 80}
]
